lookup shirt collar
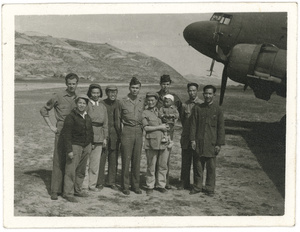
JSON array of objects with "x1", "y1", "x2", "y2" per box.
[
  {"x1": 105, "y1": 98, "x2": 116, "y2": 105},
  {"x1": 79, "y1": 111, "x2": 87, "y2": 118},
  {"x1": 157, "y1": 89, "x2": 169, "y2": 97},
  {"x1": 148, "y1": 107, "x2": 158, "y2": 112},
  {"x1": 64, "y1": 89, "x2": 77, "y2": 97},
  {"x1": 90, "y1": 99, "x2": 98, "y2": 106},
  {"x1": 127, "y1": 93, "x2": 141, "y2": 103},
  {"x1": 74, "y1": 108, "x2": 87, "y2": 118},
  {"x1": 189, "y1": 96, "x2": 199, "y2": 103}
]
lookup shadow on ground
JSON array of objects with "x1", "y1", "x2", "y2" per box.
[
  {"x1": 225, "y1": 119, "x2": 286, "y2": 198},
  {"x1": 24, "y1": 169, "x2": 52, "y2": 195}
]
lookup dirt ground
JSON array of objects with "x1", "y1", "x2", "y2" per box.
[{"x1": 14, "y1": 83, "x2": 286, "y2": 217}]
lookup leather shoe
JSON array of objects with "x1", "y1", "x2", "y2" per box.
[
  {"x1": 89, "y1": 187, "x2": 100, "y2": 192},
  {"x1": 74, "y1": 191, "x2": 89, "y2": 197},
  {"x1": 189, "y1": 189, "x2": 202, "y2": 195},
  {"x1": 122, "y1": 189, "x2": 130, "y2": 195},
  {"x1": 64, "y1": 196, "x2": 78, "y2": 203},
  {"x1": 205, "y1": 191, "x2": 214, "y2": 197},
  {"x1": 146, "y1": 189, "x2": 153, "y2": 195},
  {"x1": 132, "y1": 189, "x2": 142, "y2": 194},
  {"x1": 165, "y1": 185, "x2": 172, "y2": 190},
  {"x1": 177, "y1": 186, "x2": 184, "y2": 190},
  {"x1": 110, "y1": 185, "x2": 118, "y2": 191},
  {"x1": 96, "y1": 185, "x2": 104, "y2": 190},
  {"x1": 157, "y1": 188, "x2": 167, "y2": 193},
  {"x1": 50, "y1": 193, "x2": 58, "y2": 200}
]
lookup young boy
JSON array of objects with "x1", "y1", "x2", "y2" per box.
[{"x1": 158, "y1": 94, "x2": 179, "y2": 148}]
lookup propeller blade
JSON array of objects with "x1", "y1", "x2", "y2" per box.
[
  {"x1": 207, "y1": 59, "x2": 215, "y2": 76},
  {"x1": 219, "y1": 64, "x2": 228, "y2": 105},
  {"x1": 216, "y1": 45, "x2": 227, "y2": 63}
]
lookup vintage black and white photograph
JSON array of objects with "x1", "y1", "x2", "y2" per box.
[{"x1": 2, "y1": 1, "x2": 297, "y2": 228}]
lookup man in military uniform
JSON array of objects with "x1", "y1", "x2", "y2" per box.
[
  {"x1": 179, "y1": 83, "x2": 203, "y2": 191},
  {"x1": 156, "y1": 74, "x2": 182, "y2": 189},
  {"x1": 40, "y1": 73, "x2": 79, "y2": 200},
  {"x1": 190, "y1": 85, "x2": 225, "y2": 196},
  {"x1": 119, "y1": 77, "x2": 144, "y2": 195},
  {"x1": 98, "y1": 85, "x2": 121, "y2": 190}
]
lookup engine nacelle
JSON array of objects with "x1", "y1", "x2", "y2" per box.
[{"x1": 227, "y1": 44, "x2": 286, "y2": 100}]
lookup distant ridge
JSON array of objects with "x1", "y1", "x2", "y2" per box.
[
  {"x1": 15, "y1": 31, "x2": 187, "y2": 84},
  {"x1": 184, "y1": 73, "x2": 239, "y2": 87}
]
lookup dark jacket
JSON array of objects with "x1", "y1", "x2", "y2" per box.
[
  {"x1": 190, "y1": 102, "x2": 225, "y2": 157},
  {"x1": 101, "y1": 98, "x2": 121, "y2": 150},
  {"x1": 61, "y1": 108, "x2": 94, "y2": 153},
  {"x1": 180, "y1": 97, "x2": 203, "y2": 149}
]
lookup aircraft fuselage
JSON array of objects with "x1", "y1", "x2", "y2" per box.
[{"x1": 183, "y1": 12, "x2": 287, "y2": 63}]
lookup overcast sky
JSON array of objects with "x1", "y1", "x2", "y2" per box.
[{"x1": 15, "y1": 14, "x2": 224, "y2": 77}]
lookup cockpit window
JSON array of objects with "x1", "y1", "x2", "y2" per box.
[{"x1": 210, "y1": 13, "x2": 232, "y2": 25}]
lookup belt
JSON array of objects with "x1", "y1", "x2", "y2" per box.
[
  {"x1": 92, "y1": 122, "x2": 104, "y2": 127},
  {"x1": 124, "y1": 124, "x2": 141, "y2": 128}
]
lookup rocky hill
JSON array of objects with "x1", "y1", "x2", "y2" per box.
[{"x1": 15, "y1": 31, "x2": 187, "y2": 84}]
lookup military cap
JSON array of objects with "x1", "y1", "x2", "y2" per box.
[
  {"x1": 129, "y1": 76, "x2": 141, "y2": 86},
  {"x1": 164, "y1": 94, "x2": 174, "y2": 102},
  {"x1": 87, "y1": 83, "x2": 103, "y2": 98},
  {"x1": 146, "y1": 92, "x2": 159, "y2": 99},
  {"x1": 187, "y1": 82, "x2": 199, "y2": 89},
  {"x1": 160, "y1": 74, "x2": 171, "y2": 83},
  {"x1": 106, "y1": 85, "x2": 118, "y2": 91}
]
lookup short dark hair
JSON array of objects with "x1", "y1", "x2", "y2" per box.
[
  {"x1": 65, "y1": 73, "x2": 79, "y2": 84},
  {"x1": 187, "y1": 82, "x2": 199, "y2": 90},
  {"x1": 75, "y1": 97, "x2": 89, "y2": 105},
  {"x1": 87, "y1": 84, "x2": 103, "y2": 98},
  {"x1": 203, "y1": 85, "x2": 217, "y2": 93}
]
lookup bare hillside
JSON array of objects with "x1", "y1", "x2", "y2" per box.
[{"x1": 15, "y1": 31, "x2": 187, "y2": 84}]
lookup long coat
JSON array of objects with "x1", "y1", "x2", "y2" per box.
[{"x1": 189, "y1": 102, "x2": 225, "y2": 157}]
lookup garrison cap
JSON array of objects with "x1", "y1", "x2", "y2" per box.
[
  {"x1": 160, "y1": 74, "x2": 171, "y2": 83},
  {"x1": 146, "y1": 92, "x2": 159, "y2": 99},
  {"x1": 106, "y1": 85, "x2": 118, "y2": 91},
  {"x1": 187, "y1": 82, "x2": 199, "y2": 89},
  {"x1": 129, "y1": 76, "x2": 141, "y2": 86}
]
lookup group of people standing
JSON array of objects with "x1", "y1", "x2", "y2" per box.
[{"x1": 40, "y1": 73, "x2": 225, "y2": 203}]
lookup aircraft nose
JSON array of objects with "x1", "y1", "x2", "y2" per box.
[
  {"x1": 183, "y1": 21, "x2": 216, "y2": 45},
  {"x1": 183, "y1": 21, "x2": 218, "y2": 60}
]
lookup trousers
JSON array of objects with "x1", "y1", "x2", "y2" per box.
[
  {"x1": 82, "y1": 144, "x2": 102, "y2": 189},
  {"x1": 146, "y1": 149, "x2": 169, "y2": 189},
  {"x1": 155, "y1": 133, "x2": 174, "y2": 187},
  {"x1": 121, "y1": 126, "x2": 143, "y2": 190},
  {"x1": 51, "y1": 121, "x2": 65, "y2": 194},
  {"x1": 107, "y1": 148, "x2": 119, "y2": 186},
  {"x1": 193, "y1": 155, "x2": 216, "y2": 192},
  {"x1": 180, "y1": 148, "x2": 197, "y2": 188},
  {"x1": 63, "y1": 144, "x2": 91, "y2": 197},
  {"x1": 96, "y1": 148, "x2": 107, "y2": 186}
]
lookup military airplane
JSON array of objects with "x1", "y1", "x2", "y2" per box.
[{"x1": 183, "y1": 12, "x2": 287, "y2": 105}]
